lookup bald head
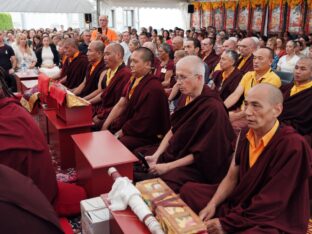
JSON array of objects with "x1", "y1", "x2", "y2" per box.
[
  {"x1": 238, "y1": 37, "x2": 257, "y2": 57},
  {"x1": 90, "y1": 40, "x2": 104, "y2": 53},
  {"x1": 172, "y1": 36, "x2": 184, "y2": 51},
  {"x1": 176, "y1": 55, "x2": 205, "y2": 83},
  {"x1": 106, "y1": 43, "x2": 124, "y2": 58},
  {"x1": 142, "y1": 41, "x2": 156, "y2": 54},
  {"x1": 63, "y1": 38, "x2": 78, "y2": 49},
  {"x1": 249, "y1": 83, "x2": 283, "y2": 105},
  {"x1": 222, "y1": 39, "x2": 236, "y2": 51}
]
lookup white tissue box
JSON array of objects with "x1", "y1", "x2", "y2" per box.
[{"x1": 81, "y1": 197, "x2": 112, "y2": 234}]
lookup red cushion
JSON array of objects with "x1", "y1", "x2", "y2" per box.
[
  {"x1": 38, "y1": 73, "x2": 50, "y2": 96},
  {"x1": 59, "y1": 217, "x2": 74, "y2": 234},
  {"x1": 53, "y1": 182, "x2": 86, "y2": 217}
]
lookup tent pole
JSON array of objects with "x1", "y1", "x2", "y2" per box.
[{"x1": 96, "y1": 0, "x2": 100, "y2": 19}]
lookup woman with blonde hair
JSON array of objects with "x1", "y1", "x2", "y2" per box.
[{"x1": 13, "y1": 33, "x2": 37, "y2": 71}]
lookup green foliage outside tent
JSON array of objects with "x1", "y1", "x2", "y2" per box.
[{"x1": 0, "y1": 13, "x2": 14, "y2": 30}]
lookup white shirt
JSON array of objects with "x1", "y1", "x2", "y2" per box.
[
  {"x1": 41, "y1": 46, "x2": 54, "y2": 67},
  {"x1": 120, "y1": 41, "x2": 131, "y2": 65},
  {"x1": 13, "y1": 46, "x2": 37, "y2": 70},
  {"x1": 277, "y1": 55, "x2": 300, "y2": 73}
]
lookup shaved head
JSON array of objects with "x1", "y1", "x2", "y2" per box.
[
  {"x1": 63, "y1": 38, "x2": 78, "y2": 49},
  {"x1": 142, "y1": 41, "x2": 156, "y2": 54},
  {"x1": 172, "y1": 36, "x2": 184, "y2": 51},
  {"x1": 90, "y1": 40, "x2": 104, "y2": 53},
  {"x1": 248, "y1": 83, "x2": 283, "y2": 106},
  {"x1": 176, "y1": 55, "x2": 205, "y2": 84},
  {"x1": 105, "y1": 43, "x2": 124, "y2": 58}
]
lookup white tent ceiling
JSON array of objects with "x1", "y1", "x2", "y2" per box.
[
  {"x1": 0, "y1": 0, "x2": 95, "y2": 13},
  {"x1": 101, "y1": 0, "x2": 188, "y2": 9}
]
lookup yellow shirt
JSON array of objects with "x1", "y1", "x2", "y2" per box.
[
  {"x1": 89, "y1": 60, "x2": 101, "y2": 76},
  {"x1": 237, "y1": 54, "x2": 251, "y2": 70},
  {"x1": 240, "y1": 69, "x2": 281, "y2": 97},
  {"x1": 185, "y1": 96, "x2": 191, "y2": 106},
  {"x1": 69, "y1": 51, "x2": 79, "y2": 63},
  {"x1": 106, "y1": 63, "x2": 122, "y2": 86},
  {"x1": 290, "y1": 80, "x2": 312, "y2": 96},
  {"x1": 128, "y1": 76, "x2": 144, "y2": 99},
  {"x1": 213, "y1": 63, "x2": 221, "y2": 73},
  {"x1": 246, "y1": 120, "x2": 279, "y2": 167}
]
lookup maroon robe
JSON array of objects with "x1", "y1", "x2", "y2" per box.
[
  {"x1": 110, "y1": 73, "x2": 170, "y2": 151},
  {"x1": 0, "y1": 97, "x2": 58, "y2": 203},
  {"x1": 181, "y1": 125, "x2": 311, "y2": 233},
  {"x1": 236, "y1": 54, "x2": 254, "y2": 75},
  {"x1": 154, "y1": 59, "x2": 174, "y2": 83},
  {"x1": 95, "y1": 63, "x2": 131, "y2": 120},
  {"x1": 79, "y1": 59, "x2": 106, "y2": 98},
  {"x1": 279, "y1": 83, "x2": 312, "y2": 146},
  {"x1": 202, "y1": 49, "x2": 220, "y2": 71},
  {"x1": 0, "y1": 165, "x2": 63, "y2": 234},
  {"x1": 62, "y1": 52, "x2": 89, "y2": 89},
  {"x1": 211, "y1": 68, "x2": 244, "y2": 111},
  {"x1": 156, "y1": 86, "x2": 235, "y2": 192}
]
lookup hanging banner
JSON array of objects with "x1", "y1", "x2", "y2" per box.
[
  {"x1": 191, "y1": 2, "x2": 201, "y2": 29},
  {"x1": 305, "y1": 0, "x2": 312, "y2": 33},
  {"x1": 212, "y1": 1, "x2": 224, "y2": 30},
  {"x1": 251, "y1": 0, "x2": 267, "y2": 33},
  {"x1": 201, "y1": 2, "x2": 212, "y2": 28},
  {"x1": 268, "y1": 0, "x2": 285, "y2": 33},
  {"x1": 286, "y1": 0, "x2": 304, "y2": 34},
  {"x1": 237, "y1": 0, "x2": 251, "y2": 31},
  {"x1": 224, "y1": 1, "x2": 237, "y2": 30}
]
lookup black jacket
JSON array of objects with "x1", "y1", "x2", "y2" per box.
[{"x1": 36, "y1": 44, "x2": 59, "y2": 67}]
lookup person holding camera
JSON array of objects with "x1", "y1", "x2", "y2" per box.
[{"x1": 91, "y1": 15, "x2": 118, "y2": 46}]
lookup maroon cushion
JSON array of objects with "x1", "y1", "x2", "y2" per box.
[
  {"x1": 59, "y1": 217, "x2": 74, "y2": 234},
  {"x1": 53, "y1": 182, "x2": 86, "y2": 217}
]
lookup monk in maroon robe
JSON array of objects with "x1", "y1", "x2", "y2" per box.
[
  {"x1": 0, "y1": 97, "x2": 58, "y2": 203},
  {"x1": 61, "y1": 38, "x2": 89, "y2": 89},
  {"x1": 236, "y1": 38, "x2": 256, "y2": 75},
  {"x1": 0, "y1": 165, "x2": 63, "y2": 234},
  {"x1": 102, "y1": 47, "x2": 170, "y2": 151},
  {"x1": 201, "y1": 38, "x2": 219, "y2": 71},
  {"x1": 135, "y1": 56, "x2": 235, "y2": 193},
  {"x1": 279, "y1": 57, "x2": 312, "y2": 146},
  {"x1": 180, "y1": 84, "x2": 311, "y2": 233},
  {"x1": 211, "y1": 50, "x2": 243, "y2": 111},
  {"x1": 91, "y1": 43, "x2": 131, "y2": 128}
]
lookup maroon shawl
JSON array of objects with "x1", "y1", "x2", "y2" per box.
[
  {"x1": 279, "y1": 83, "x2": 312, "y2": 145},
  {"x1": 62, "y1": 52, "x2": 89, "y2": 89},
  {"x1": 79, "y1": 59, "x2": 106, "y2": 98},
  {"x1": 0, "y1": 165, "x2": 63, "y2": 234},
  {"x1": 212, "y1": 68, "x2": 244, "y2": 111},
  {"x1": 96, "y1": 63, "x2": 131, "y2": 119},
  {"x1": 219, "y1": 125, "x2": 311, "y2": 233},
  {"x1": 158, "y1": 86, "x2": 235, "y2": 183},
  {"x1": 203, "y1": 49, "x2": 220, "y2": 71},
  {"x1": 111, "y1": 74, "x2": 170, "y2": 142},
  {"x1": 236, "y1": 54, "x2": 254, "y2": 75},
  {"x1": 0, "y1": 97, "x2": 58, "y2": 203}
]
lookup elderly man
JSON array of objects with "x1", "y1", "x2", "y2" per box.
[
  {"x1": 101, "y1": 47, "x2": 170, "y2": 151},
  {"x1": 135, "y1": 56, "x2": 235, "y2": 193},
  {"x1": 91, "y1": 15, "x2": 117, "y2": 46},
  {"x1": 279, "y1": 57, "x2": 312, "y2": 146},
  {"x1": 73, "y1": 40, "x2": 106, "y2": 99},
  {"x1": 91, "y1": 43, "x2": 131, "y2": 129},
  {"x1": 213, "y1": 39, "x2": 237, "y2": 72},
  {"x1": 181, "y1": 83, "x2": 311, "y2": 233},
  {"x1": 78, "y1": 30, "x2": 92, "y2": 55},
  {"x1": 224, "y1": 48, "x2": 281, "y2": 128},
  {"x1": 201, "y1": 38, "x2": 219, "y2": 71},
  {"x1": 172, "y1": 36, "x2": 184, "y2": 52},
  {"x1": 236, "y1": 37, "x2": 257, "y2": 75},
  {"x1": 60, "y1": 38, "x2": 89, "y2": 89}
]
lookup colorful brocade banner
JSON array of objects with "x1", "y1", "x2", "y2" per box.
[{"x1": 268, "y1": 0, "x2": 285, "y2": 33}]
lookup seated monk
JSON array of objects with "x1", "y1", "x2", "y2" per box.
[
  {"x1": 73, "y1": 40, "x2": 106, "y2": 100},
  {"x1": 236, "y1": 37, "x2": 257, "y2": 75},
  {"x1": 101, "y1": 47, "x2": 170, "y2": 151},
  {"x1": 279, "y1": 57, "x2": 312, "y2": 146},
  {"x1": 134, "y1": 56, "x2": 235, "y2": 193},
  {"x1": 60, "y1": 38, "x2": 89, "y2": 89},
  {"x1": 211, "y1": 50, "x2": 243, "y2": 111},
  {"x1": 0, "y1": 165, "x2": 63, "y2": 234},
  {"x1": 0, "y1": 72, "x2": 86, "y2": 212},
  {"x1": 212, "y1": 39, "x2": 237, "y2": 73},
  {"x1": 201, "y1": 38, "x2": 219, "y2": 71},
  {"x1": 224, "y1": 47, "x2": 281, "y2": 130},
  {"x1": 180, "y1": 84, "x2": 312, "y2": 233},
  {"x1": 91, "y1": 43, "x2": 132, "y2": 128}
]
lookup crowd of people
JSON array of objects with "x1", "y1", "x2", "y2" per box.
[{"x1": 0, "y1": 13, "x2": 312, "y2": 233}]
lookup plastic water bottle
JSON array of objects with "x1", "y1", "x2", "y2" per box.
[{"x1": 21, "y1": 59, "x2": 27, "y2": 73}]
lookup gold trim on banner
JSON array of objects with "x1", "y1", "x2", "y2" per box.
[
  {"x1": 287, "y1": 0, "x2": 302, "y2": 8},
  {"x1": 193, "y1": 2, "x2": 201, "y2": 10},
  {"x1": 212, "y1": 1, "x2": 223, "y2": 9},
  {"x1": 307, "y1": 0, "x2": 312, "y2": 8},
  {"x1": 251, "y1": 0, "x2": 267, "y2": 8},
  {"x1": 269, "y1": 0, "x2": 284, "y2": 8},
  {"x1": 239, "y1": 0, "x2": 250, "y2": 8},
  {"x1": 201, "y1": 2, "x2": 212, "y2": 11},
  {"x1": 224, "y1": 1, "x2": 237, "y2": 10}
]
